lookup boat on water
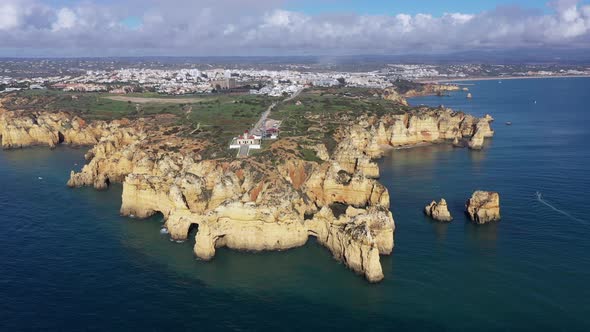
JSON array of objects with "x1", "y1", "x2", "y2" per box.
[
  {"x1": 466, "y1": 93, "x2": 473, "y2": 99},
  {"x1": 506, "y1": 121, "x2": 512, "y2": 126}
]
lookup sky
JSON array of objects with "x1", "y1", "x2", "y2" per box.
[
  {"x1": 0, "y1": 0, "x2": 590, "y2": 57},
  {"x1": 287, "y1": 0, "x2": 590, "y2": 15}
]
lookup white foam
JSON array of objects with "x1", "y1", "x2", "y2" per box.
[{"x1": 536, "y1": 192, "x2": 586, "y2": 224}]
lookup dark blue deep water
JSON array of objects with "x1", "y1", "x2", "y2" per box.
[{"x1": 1, "y1": 78, "x2": 589, "y2": 331}]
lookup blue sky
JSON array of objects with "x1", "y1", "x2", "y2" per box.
[
  {"x1": 287, "y1": 0, "x2": 590, "y2": 15},
  {"x1": 42, "y1": 0, "x2": 590, "y2": 26},
  {"x1": 45, "y1": 0, "x2": 590, "y2": 16}
]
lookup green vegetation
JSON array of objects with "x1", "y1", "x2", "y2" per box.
[
  {"x1": 299, "y1": 148, "x2": 323, "y2": 163},
  {"x1": 8, "y1": 89, "x2": 277, "y2": 152},
  {"x1": 8, "y1": 86, "x2": 410, "y2": 159},
  {"x1": 273, "y1": 87, "x2": 407, "y2": 150}
]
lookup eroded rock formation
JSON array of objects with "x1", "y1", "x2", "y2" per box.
[
  {"x1": 340, "y1": 108, "x2": 494, "y2": 150},
  {"x1": 466, "y1": 191, "x2": 501, "y2": 224},
  {"x1": 0, "y1": 91, "x2": 495, "y2": 283},
  {"x1": 425, "y1": 199, "x2": 453, "y2": 222},
  {"x1": 57, "y1": 117, "x2": 396, "y2": 282},
  {"x1": 0, "y1": 108, "x2": 119, "y2": 149}
]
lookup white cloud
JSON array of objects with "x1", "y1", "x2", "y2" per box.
[
  {"x1": 0, "y1": 3, "x2": 21, "y2": 30},
  {"x1": 0, "y1": 0, "x2": 589, "y2": 56},
  {"x1": 445, "y1": 13, "x2": 475, "y2": 25},
  {"x1": 52, "y1": 8, "x2": 77, "y2": 31}
]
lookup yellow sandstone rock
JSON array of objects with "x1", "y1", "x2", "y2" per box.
[
  {"x1": 425, "y1": 199, "x2": 453, "y2": 222},
  {"x1": 1, "y1": 90, "x2": 496, "y2": 283},
  {"x1": 466, "y1": 191, "x2": 501, "y2": 224}
]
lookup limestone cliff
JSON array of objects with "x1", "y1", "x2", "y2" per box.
[
  {"x1": 403, "y1": 83, "x2": 460, "y2": 98},
  {"x1": 61, "y1": 119, "x2": 394, "y2": 281},
  {"x1": 2, "y1": 91, "x2": 496, "y2": 283},
  {"x1": 62, "y1": 104, "x2": 493, "y2": 281},
  {"x1": 337, "y1": 108, "x2": 494, "y2": 150},
  {"x1": 0, "y1": 109, "x2": 115, "y2": 149}
]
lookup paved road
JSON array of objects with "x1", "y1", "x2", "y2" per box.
[
  {"x1": 283, "y1": 87, "x2": 303, "y2": 102},
  {"x1": 237, "y1": 144, "x2": 249, "y2": 158},
  {"x1": 251, "y1": 88, "x2": 303, "y2": 135},
  {"x1": 237, "y1": 88, "x2": 304, "y2": 156},
  {"x1": 251, "y1": 102, "x2": 276, "y2": 135}
]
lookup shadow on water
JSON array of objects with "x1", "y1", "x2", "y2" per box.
[
  {"x1": 464, "y1": 221, "x2": 498, "y2": 251},
  {"x1": 429, "y1": 220, "x2": 450, "y2": 242}
]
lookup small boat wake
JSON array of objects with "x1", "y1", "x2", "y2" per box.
[{"x1": 536, "y1": 192, "x2": 586, "y2": 224}]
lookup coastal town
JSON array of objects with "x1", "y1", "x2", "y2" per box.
[{"x1": 2, "y1": 60, "x2": 589, "y2": 96}]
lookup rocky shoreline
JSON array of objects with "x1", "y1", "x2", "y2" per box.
[{"x1": 0, "y1": 93, "x2": 494, "y2": 283}]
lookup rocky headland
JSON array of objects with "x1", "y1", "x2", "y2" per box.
[
  {"x1": 0, "y1": 90, "x2": 495, "y2": 283},
  {"x1": 384, "y1": 81, "x2": 461, "y2": 103}
]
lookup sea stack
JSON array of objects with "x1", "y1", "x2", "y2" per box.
[
  {"x1": 466, "y1": 191, "x2": 501, "y2": 224},
  {"x1": 424, "y1": 199, "x2": 453, "y2": 222},
  {"x1": 468, "y1": 130, "x2": 485, "y2": 149}
]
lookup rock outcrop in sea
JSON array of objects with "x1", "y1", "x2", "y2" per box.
[
  {"x1": 466, "y1": 191, "x2": 501, "y2": 224},
  {"x1": 425, "y1": 199, "x2": 453, "y2": 222},
  {"x1": 0, "y1": 92, "x2": 496, "y2": 283}
]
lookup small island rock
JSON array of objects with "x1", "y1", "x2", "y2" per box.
[
  {"x1": 424, "y1": 199, "x2": 453, "y2": 222},
  {"x1": 466, "y1": 191, "x2": 501, "y2": 224}
]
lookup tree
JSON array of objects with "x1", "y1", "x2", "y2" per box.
[{"x1": 337, "y1": 77, "x2": 346, "y2": 86}]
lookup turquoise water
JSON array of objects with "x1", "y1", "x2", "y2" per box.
[{"x1": 1, "y1": 78, "x2": 589, "y2": 331}]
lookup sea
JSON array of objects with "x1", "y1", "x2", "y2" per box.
[{"x1": 1, "y1": 78, "x2": 589, "y2": 331}]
